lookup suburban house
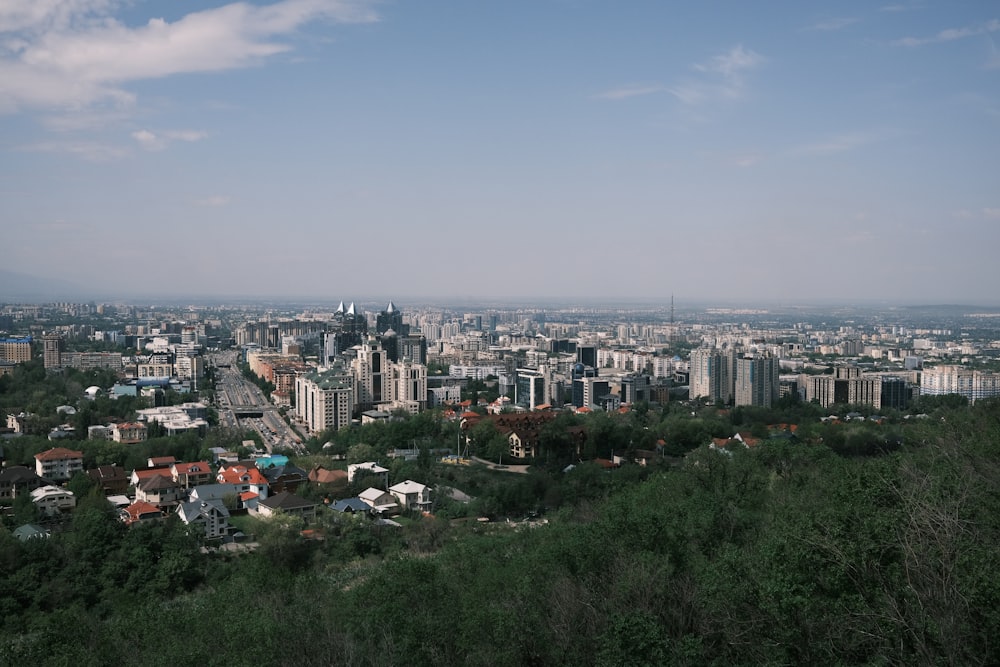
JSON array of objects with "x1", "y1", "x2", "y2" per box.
[
  {"x1": 358, "y1": 487, "x2": 399, "y2": 515},
  {"x1": 176, "y1": 499, "x2": 230, "y2": 539},
  {"x1": 216, "y1": 464, "x2": 269, "y2": 499},
  {"x1": 389, "y1": 480, "x2": 432, "y2": 511},
  {"x1": 87, "y1": 464, "x2": 129, "y2": 495},
  {"x1": 331, "y1": 497, "x2": 371, "y2": 514},
  {"x1": 260, "y1": 462, "x2": 309, "y2": 494},
  {"x1": 135, "y1": 474, "x2": 185, "y2": 510},
  {"x1": 171, "y1": 461, "x2": 214, "y2": 489},
  {"x1": 131, "y1": 467, "x2": 172, "y2": 487},
  {"x1": 30, "y1": 485, "x2": 76, "y2": 515},
  {"x1": 34, "y1": 447, "x2": 84, "y2": 482},
  {"x1": 308, "y1": 466, "x2": 348, "y2": 490},
  {"x1": 256, "y1": 491, "x2": 318, "y2": 521},
  {"x1": 12, "y1": 524, "x2": 50, "y2": 541},
  {"x1": 0, "y1": 466, "x2": 51, "y2": 500},
  {"x1": 347, "y1": 462, "x2": 389, "y2": 487},
  {"x1": 148, "y1": 456, "x2": 176, "y2": 469},
  {"x1": 121, "y1": 501, "x2": 164, "y2": 526}
]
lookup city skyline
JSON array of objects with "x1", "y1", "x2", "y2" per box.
[{"x1": 2, "y1": 1, "x2": 999, "y2": 304}]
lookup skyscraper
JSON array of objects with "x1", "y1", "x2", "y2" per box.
[
  {"x1": 376, "y1": 301, "x2": 408, "y2": 336},
  {"x1": 689, "y1": 347, "x2": 735, "y2": 404},
  {"x1": 734, "y1": 355, "x2": 779, "y2": 408}
]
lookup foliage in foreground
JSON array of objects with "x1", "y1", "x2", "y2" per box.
[{"x1": 3, "y1": 401, "x2": 1000, "y2": 666}]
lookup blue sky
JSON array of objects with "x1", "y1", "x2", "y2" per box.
[{"x1": 1, "y1": 0, "x2": 998, "y2": 305}]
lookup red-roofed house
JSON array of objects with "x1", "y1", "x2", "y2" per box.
[
  {"x1": 121, "y1": 501, "x2": 164, "y2": 525},
  {"x1": 130, "y1": 468, "x2": 171, "y2": 487},
  {"x1": 216, "y1": 465, "x2": 269, "y2": 499},
  {"x1": 171, "y1": 461, "x2": 213, "y2": 489},
  {"x1": 147, "y1": 456, "x2": 176, "y2": 468},
  {"x1": 34, "y1": 447, "x2": 84, "y2": 482},
  {"x1": 240, "y1": 491, "x2": 260, "y2": 511}
]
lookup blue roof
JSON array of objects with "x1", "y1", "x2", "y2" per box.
[
  {"x1": 256, "y1": 455, "x2": 289, "y2": 469},
  {"x1": 331, "y1": 498, "x2": 370, "y2": 513}
]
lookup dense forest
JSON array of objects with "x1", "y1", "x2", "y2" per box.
[{"x1": 2, "y1": 359, "x2": 1000, "y2": 665}]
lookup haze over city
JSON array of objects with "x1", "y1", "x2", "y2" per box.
[{"x1": 2, "y1": 0, "x2": 999, "y2": 304}]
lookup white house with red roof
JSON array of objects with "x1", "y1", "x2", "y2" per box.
[
  {"x1": 34, "y1": 447, "x2": 83, "y2": 482},
  {"x1": 217, "y1": 464, "x2": 269, "y2": 499},
  {"x1": 170, "y1": 461, "x2": 213, "y2": 488}
]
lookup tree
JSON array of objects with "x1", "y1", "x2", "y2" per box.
[{"x1": 347, "y1": 443, "x2": 377, "y2": 464}]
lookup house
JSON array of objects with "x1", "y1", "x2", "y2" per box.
[
  {"x1": 147, "y1": 456, "x2": 176, "y2": 469},
  {"x1": 308, "y1": 466, "x2": 348, "y2": 490},
  {"x1": 87, "y1": 464, "x2": 128, "y2": 495},
  {"x1": 34, "y1": 447, "x2": 84, "y2": 482},
  {"x1": 216, "y1": 464, "x2": 269, "y2": 499},
  {"x1": 0, "y1": 466, "x2": 51, "y2": 500},
  {"x1": 121, "y1": 501, "x2": 164, "y2": 525},
  {"x1": 358, "y1": 487, "x2": 399, "y2": 515},
  {"x1": 111, "y1": 422, "x2": 147, "y2": 444},
  {"x1": 260, "y1": 462, "x2": 309, "y2": 494},
  {"x1": 347, "y1": 461, "x2": 389, "y2": 486},
  {"x1": 176, "y1": 499, "x2": 230, "y2": 539},
  {"x1": 131, "y1": 467, "x2": 172, "y2": 487},
  {"x1": 239, "y1": 491, "x2": 260, "y2": 511},
  {"x1": 135, "y1": 474, "x2": 185, "y2": 510},
  {"x1": 388, "y1": 480, "x2": 432, "y2": 511},
  {"x1": 171, "y1": 461, "x2": 213, "y2": 489},
  {"x1": 632, "y1": 449, "x2": 659, "y2": 466},
  {"x1": 256, "y1": 491, "x2": 317, "y2": 521},
  {"x1": 30, "y1": 485, "x2": 76, "y2": 515},
  {"x1": 331, "y1": 497, "x2": 371, "y2": 514},
  {"x1": 505, "y1": 428, "x2": 537, "y2": 459},
  {"x1": 12, "y1": 524, "x2": 50, "y2": 541}
]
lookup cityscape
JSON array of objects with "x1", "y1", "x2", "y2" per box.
[
  {"x1": 2, "y1": 295, "x2": 1000, "y2": 663},
  {"x1": 3, "y1": 0, "x2": 1000, "y2": 664}
]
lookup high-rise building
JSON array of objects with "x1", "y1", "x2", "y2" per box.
[
  {"x1": 0, "y1": 336, "x2": 32, "y2": 364},
  {"x1": 393, "y1": 359, "x2": 428, "y2": 413},
  {"x1": 515, "y1": 367, "x2": 546, "y2": 411},
  {"x1": 352, "y1": 337, "x2": 390, "y2": 411},
  {"x1": 920, "y1": 365, "x2": 1000, "y2": 403},
  {"x1": 43, "y1": 333, "x2": 64, "y2": 369},
  {"x1": 573, "y1": 375, "x2": 609, "y2": 409},
  {"x1": 376, "y1": 301, "x2": 408, "y2": 336},
  {"x1": 295, "y1": 364, "x2": 354, "y2": 434},
  {"x1": 734, "y1": 355, "x2": 779, "y2": 408},
  {"x1": 689, "y1": 347, "x2": 735, "y2": 404}
]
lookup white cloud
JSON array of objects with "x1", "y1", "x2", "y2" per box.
[
  {"x1": 0, "y1": 0, "x2": 378, "y2": 113},
  {"x1": 132, "y1": 128, "x2": 208, "y2": 151},
  {"x1": 666, "y1": 45, "x2": 764, "y2": 108},
  {"x1": 804, "y1": 18, "x2": 859, "y2": 32},
  {"x1": 594, "y1": 84, "x2": 664, "y2": 100},
  {"x1": 693, "y1": 44, "x2": 764, "y2": 78},
  {"x1": 893, "y1": 19, "x2": 1000, "y2": 47}
]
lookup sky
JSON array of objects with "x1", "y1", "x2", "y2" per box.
[{"x1": 1, "y1": 0, "x2": 999, "y2": 305}]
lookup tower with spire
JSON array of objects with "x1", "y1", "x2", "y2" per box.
[{"x1": 376, "y1": 300, "x2": 408, "y2": 336}]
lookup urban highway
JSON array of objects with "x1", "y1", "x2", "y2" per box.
[{"x1": 209, "y1": 350, "x2": 305, "y2": 453}]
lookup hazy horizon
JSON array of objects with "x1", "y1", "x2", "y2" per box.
[{"x1": 2, "y1": 1, "x2": 998, "y2": 304}]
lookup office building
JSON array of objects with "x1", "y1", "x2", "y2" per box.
[{"x1": 295, "y1": 363, "x2": 354, "y2": 434}]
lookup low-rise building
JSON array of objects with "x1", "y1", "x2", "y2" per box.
[
  {"x1": 30, "y1": 485, "x2": 76, "y2": 515},
  {"x1": 34, "y1": 447, "x2": 84, "y2": 482},
  {"x1": 389, "y1": 480, "x2": 432, "y2": 511}
]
